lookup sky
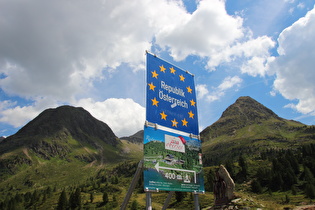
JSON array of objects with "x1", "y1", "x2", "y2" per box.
[{"x1": 0, "y1": 0, "x2": 315, "y2": 138}]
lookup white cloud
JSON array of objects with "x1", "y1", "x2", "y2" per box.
[
  {"x1": 0, "y1": 0, "x2": 273, "y2": 101},
  {"x1": 0, "y1": 105, "x2": 39, "y2": 127},
  {"x1": 0, "y1": 0, "x2": 249, "y2": 98},
  {"x1": 207, "y1": 35, "x2": 275, "y2": 75},
  {"x1": 77, "y1": 98, "x2": 145, "y2": 137},
  {"x1": 0, "y1": 0, "x2": 154, "y2": 101},
  {"x1": 269, "y1": 90, "x2": 277, "y2": 97},
  {"x1": 196, "y1": 84, "x2": 209, "y2": 100},
  {"x1": 0, "y1": 0, "x2": 289, "y2": 136},
  {"x1": 269, "y1": 6, "x2": 315, "y2": 115},
  {"x1": 284, "y1": 0, "x2": 295, "y2": 3},
  {"x1": 289, "y1": 7, "x2": 295, "y2": 14},
  {"x1": 197, "y1": 76, "x2": 243, "y2": 102},
  {"x1": 156, "y1": 0, "x2": 244, "y2": 61},
  {"x1": 218, "y1": 76, "x2": 243, "y2": 91},
  {"x1": 297, "y1": 3, "x2": 305, "y2": 9},
  {"x1": 0, "y1": 97, "x2": 58, "y2": 127}
]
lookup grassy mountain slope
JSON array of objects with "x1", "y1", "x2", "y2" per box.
[
  {"x1": 200, "y1": 96, "x2": 315, "y2": 166},
  {"x1": 0, "y1": 106, "x2": 143, "y2": 181},
  {"x1": 0, "y1": 105, "x2": 145, "y2": 209},
  {"x1": 1, "y1": 98, "x2": 315, "y2": 209}
]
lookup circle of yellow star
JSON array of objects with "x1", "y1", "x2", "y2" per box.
[
  {"x1": 181, "y1": 118, "x2": 188, "y2": 127},
  {"x1": 179, "y1": 74, "x2": 185, "y2": 82},
  {"x1": 160, "y1": 111, "x2": 167, "y2": 120},
  {"x1": 171, "y1": 118, "x2": 178, "y2": 127},
  {"x1": 170, "y1": 67, "x2": 176, "y2": 74},
  {"x1": 188, "y1": 111, "x2": 194, "y2": 119},
  {"x1": 151, "y1": 97, "x2": 159, "y2": 106},
  {"x1": 148, "y1": 82, "x2": 156, "y2": 91},
  {"x1": 151, "y1": 70, "x2": 158, "y2": 79},
  {"x1": 190, "y1": 99, "x2": 196, "y2": 106},
  {"x1": 159, "y1": 65, "x2": 166, "y2": 73},
  {"x1": 186, "y1": 86, "x2": 192, "y2": 93}
]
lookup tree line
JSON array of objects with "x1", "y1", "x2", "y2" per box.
[
  {"x1": 204, "y1": 143, "x2": 315, "y2": 199},
  {"x1": 0, "y1": 161, "x2": 138, "y2": 210}
]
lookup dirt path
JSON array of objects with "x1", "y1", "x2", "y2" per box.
[
  {"x1": 22, "y1": 148, "x2": 32, "y2": 161},
  {"x1": 84, "y1": 160, "x2": 97, "y2": 168},
  {"x1": 294, "y1": 205, "x2": 315, "y2": 210}
]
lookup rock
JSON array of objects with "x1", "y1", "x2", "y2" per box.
[
  {"x1": 218, "y1": 165, "x2": 235, "y2": 200},
  {"x1": 214, "y1": 165, "x2": 235, "y2": 205}
]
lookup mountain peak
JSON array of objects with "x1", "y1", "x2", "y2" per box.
[
  {"x1": 1, "y1": 105, "x2": 119, "y2": 154},
  {"x1": 221, "y1": 96, "x2": 280, "y2": 120},
  {"x1": 200, "y1": 96, "x2": 314, "y2": 166},
  {"x1": 18, "y1": 105, "x2": 117, "y2": 143},
  {"x1": 201, "y1": 96, "x2": 283, "y2": 138}
]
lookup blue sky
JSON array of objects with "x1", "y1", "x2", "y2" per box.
[{"x1": 0, "y1": 0, "x2": 315, "y2": 137}]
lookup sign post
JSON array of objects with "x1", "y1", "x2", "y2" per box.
[{"x1": 144, "y1": 52, "x2": 204, "y2": 208}]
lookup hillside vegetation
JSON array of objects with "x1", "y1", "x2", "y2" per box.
[
  {"x1": 201, "y1": 96, "x2": 315, "y2": 166},
  {"x1": 1, "y1": 97, "x2": 315, "y2": 209}
]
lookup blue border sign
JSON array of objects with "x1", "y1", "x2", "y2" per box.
[
  {"x1": 146, "y1": 53, "x2": 199, "y2": 135},
  {"x1": 144, "y1": 53, "x2": 204, "y2": 193}
]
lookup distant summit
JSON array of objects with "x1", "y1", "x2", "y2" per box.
[
  {"x1": 202, "y1": 96, "x2": 285, "y2": 138},
  {"x1": 221, "y1": 96, "x2": 280, "y2": 120},
  {"x1": 120, "y1": 130, "x2": 143, "y2": 144},
  {"x1": 0, "y1": 106, "x2": 124, "y2": 177},
  {"x1": 200, "y1": 96, "x2": 314, "y2": 166},
  {"x1": 17, "y1": 105, "x2": 117, "y2": 146},
  {"x1": 1, "y1": 105, "x2": 118, "y2": 154}
]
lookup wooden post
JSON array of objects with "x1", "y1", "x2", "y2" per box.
[
  {"x1": 120, "y1": 160, "x2": 143, "y2": 210},
  {"x1": 162, "y1": 191, "x2": 175, "y2": 210}
]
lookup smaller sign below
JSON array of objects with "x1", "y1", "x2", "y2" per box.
[{"x1": 143, "y1": 125, "x2": 205, "y2": 193}]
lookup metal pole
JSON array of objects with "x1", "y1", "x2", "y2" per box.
[
  {"x1": 193, "y1": 192, "x2": 200, "y2": 210},
  {"x1": 146, "y1": 192, "x2": 152, "y2": 210},
  {"x1": 162, "y1": 191, "x2": 175, "y2": 210},
  {"x1": 120, "y1": 160, "x2": 143, "y2": 210}
]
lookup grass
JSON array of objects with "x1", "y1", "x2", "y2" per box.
[
  {"x1": 1, "y1": 159, "x2": 314, "y2": 210},
  {"x1": 0, "y1": 158, "x2": 95, "y2": 193},
  {"x1": 120, "y1": 139, "x2": 143, "y2": 160}
]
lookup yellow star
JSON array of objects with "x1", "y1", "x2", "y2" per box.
[
  {"x1": 151, "y1": 97, "x2": 159, "y2": 107},
  {"x1": 159, "y1": 65, "x2": 166, "y2": 73},
  {"x1": 171, "y1": 118, "x2": 178, "y2": 127},
  {"x1": 186, "y1": 86, "x2": 192, "y2": 93},
  {"x1": 188, "y1": 111, "x2": 194, "y2": 119},
  {"x1": 170, "y1": 67, "x2": 176, "y2": 74},
  {"x1": 179, "y1": 74, "x2": 185, "y2": 82},
  {"x1": 151, "y1": 70, "x2": 158, "y2": 79},
  {"x1": 181, "y1": 118, "x2": 188, "y2": 127},
  {"x1": 190, "y1": 99, "x2": 196, "y2": 106},
  {"x1": 160, "y1": 111, "x2": 167, "y2": 120},
  {"x1": 148, "y1": 82, "x2": 156, "y2": 91}
]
